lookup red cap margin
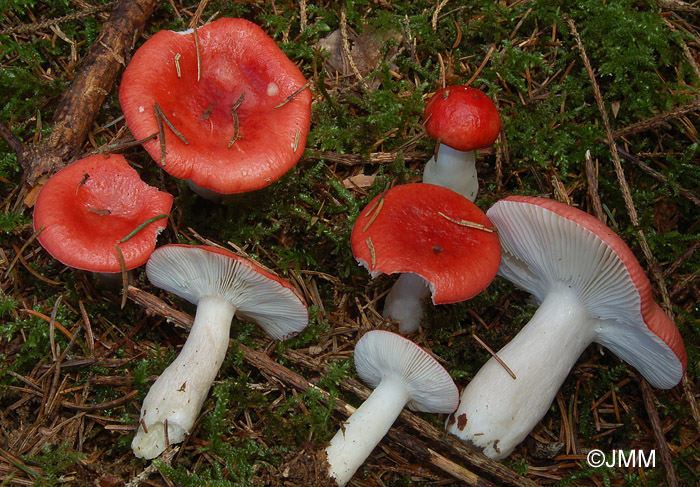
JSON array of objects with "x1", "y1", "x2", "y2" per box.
[
  {"x1": 351, "y1": 183, "x2": 501, "y2": 304},
  {"x1": 33, "y1": 154, "x2": 173, "y2": 273}
]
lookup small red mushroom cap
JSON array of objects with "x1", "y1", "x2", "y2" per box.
[
  {"x1": 119, "y1": 18, "x2": 312, "y2": 194},
  {"x1": 423, "y1": 85, "x2": 501, "y2": 152},
  {"x1": 351, "y1": 183, "x2": 501, "y2": 304},
  {"x1": 33, "y1": 154, "x2": 173, "y2": 273}
]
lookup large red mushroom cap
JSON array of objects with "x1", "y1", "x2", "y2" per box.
[
  {"x1": 119, "y1": 17, "x2": 312, "y2": 195},
  {"x1": 33, "y1": 154, "x2": 173, "y2": 273},
  {"x1": 424, "y1": 85, "x2": 501, "y2": 152},
  {"x1": 351, "y1": 183, "x2": 501, "y2": 304}
]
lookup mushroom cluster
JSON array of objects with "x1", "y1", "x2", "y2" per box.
[
  {"x1": 31, "y1": 16, "x2": 314, "y2": 462},
  {"x1": 25, "y1": 11, "x2": 689, "y2": 484}
]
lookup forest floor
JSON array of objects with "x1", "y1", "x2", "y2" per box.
[{"x1": 1, "y1": 0, "x2": 699, "y2": 486}]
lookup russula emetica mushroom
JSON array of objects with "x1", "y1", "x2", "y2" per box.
[
  {"x1": 447, "y1": 196, "x2": 687, "y2": 459},
  {"x1": 325, "y1": 330, "x2": 458, "y2": 486},
  {"x1": 119, "y1": 18, "x2": 312, "y2": 197},
  {"x1": 132, "y1": 244, "x2": 308, "y2": 459},
  {"x1": 351, "y1": 183, "x2": 501, "y2": 333},
  {"x1": 422, "y1": 85, "x2": 501, "y2": 201},
  {"x1": 33, "y1": 154, "x2": 172, "y2": 277}
]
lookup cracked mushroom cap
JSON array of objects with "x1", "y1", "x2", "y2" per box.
[
  {"x1": 351, "y1": 183, "x2": 501, "y2": 304},
  {"x1": 33, "y1": 154, "x2": 173, "y2": 273},
  {"x1": 487, "y1": 196, "x2": 687, "y2": 389},
  {"x1": 119, "y1": 17, "x2": 311, "y2": 194},
  {"x1": 146, "y1": 244, "x2": 308, "y2": 341},
  {"x1": 423, "y1": 85, "x2": 501, "y2": 152},
  {"x1": 354, "y1": 330, "x2": 459, "y2": 413}
]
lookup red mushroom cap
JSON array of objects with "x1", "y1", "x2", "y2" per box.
[
  {"x1": 33, "y1": 154, "x2": 173, "y2": 273},
  {"x1": 423, "y1": 85, "x2": 501, "y2": 152},
  {"x1": 351, "y1": 183, "x2": 501, "y2": 304},
  {"x1": 119, "y1": 18, "x2": 312, "y2": 194}
]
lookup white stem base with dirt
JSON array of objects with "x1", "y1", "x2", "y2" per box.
[
  {"x1": 447, "y1": 286, "x2": 596, "y2": 459},
  {"x1": 131, "y1": 296, "x2": 235, "y2": 459}
]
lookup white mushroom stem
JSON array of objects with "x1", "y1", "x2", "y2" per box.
[
  {"x1": 382, "y1": 272, "x2": 432, "y2": 334},
  {"x1": 131, "y1": 296, "x2": 236, "y2": 459},
  {"x1": 187, "y1": 179, "x2": 229, "y2": 203},
  {"x1": 422, "y1": 144, "x2": 477, "y2": 201},
  {"x1": 325, "y1": 375, "x2": 409, "y2": 486},
  {"x1": 448, "y1": 285, "x2": 596, "y2": 459}
]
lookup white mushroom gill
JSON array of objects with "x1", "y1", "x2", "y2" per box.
[
  {"x1": 131, "y1": 245, "x2": 308, "y2": 459},
  {"x1": 324, "y1": 330, "x2": 458, "y2": 485},
  {"x1": 448, "y1": 197, "x2": 685, "y2": 460}
]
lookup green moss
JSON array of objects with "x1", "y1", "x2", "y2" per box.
[{"x1": 22, "y1": 442, "x2": 86, "y2": 487}]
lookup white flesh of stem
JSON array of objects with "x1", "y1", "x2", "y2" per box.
[
  {"x1": 131, "y1": 296, "x2": 236, "y2": 459},
  {"x1": 325, "y1": 376, "x2": 409, "y2": 486},
  {"x1": 422, "y1": 144, "x2": 477, "y2": 201},
  {"x1": 383, "y1": 273, "x2": 432, "y2": 334},
  {"x1": 447, "y1": 285, "x2": 596, "y2": 459}
]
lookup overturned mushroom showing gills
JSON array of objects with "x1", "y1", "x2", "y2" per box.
[
  {"x1": 33, "y1": 154, "x2": 172, "y2": 274},
  {"x1": 132, "y1": 244, "x2": 308, "y2": 459},
  {"x1": 325, "y1": 330, "x2": 458, "y2": 486},
  {"x1": 422, "y1": 85, "x2": 501, "y2": 201},
  {"x1": 119, "y1": 17, "x2": 311, "y2": 197},
  {"x1": 351, "y1": 183, "x2": 501, "y2": 333},
  {"x1": 447, "y1": 196, "x2": 687, "y2": 459}
]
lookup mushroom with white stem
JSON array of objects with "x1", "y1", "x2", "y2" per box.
[
  {"x1": 351, "y1": 183, "x2": 501, "y2": 333},
  {"x1": 422, "y1": 85, "x2": 501, "y2": 201},
  {"x1": 131, "y1": 244, "x2": 308, "y2": 459},
  {"x1": 325, "y1": 330, "x2": 459, "y2": 486},
  {"x1": 446, "y1": 196, "x2": 687, "y2": 460}
]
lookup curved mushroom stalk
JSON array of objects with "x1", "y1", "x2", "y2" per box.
[
  {"x1": 382, "y1": 273, "x2": 431, "y2": 333},
  {"x1": 131, "y1": 244, "x2": 308, "y2": 459},
  {"x1": 325, "y1": 376, "x2": 409, "y2": 486},
  {"x1": 324, "y1": 330, "x2": 458, "y2": 486},
  {"x1": 422, "y1": 145, "x2": 477, "y2": 201},
  {"x1": 447, "y1": 286, "x2": 596, "y2": 459},
  {"x1": 132, "y1": 296, "x2": 236, "y2": 459}
]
